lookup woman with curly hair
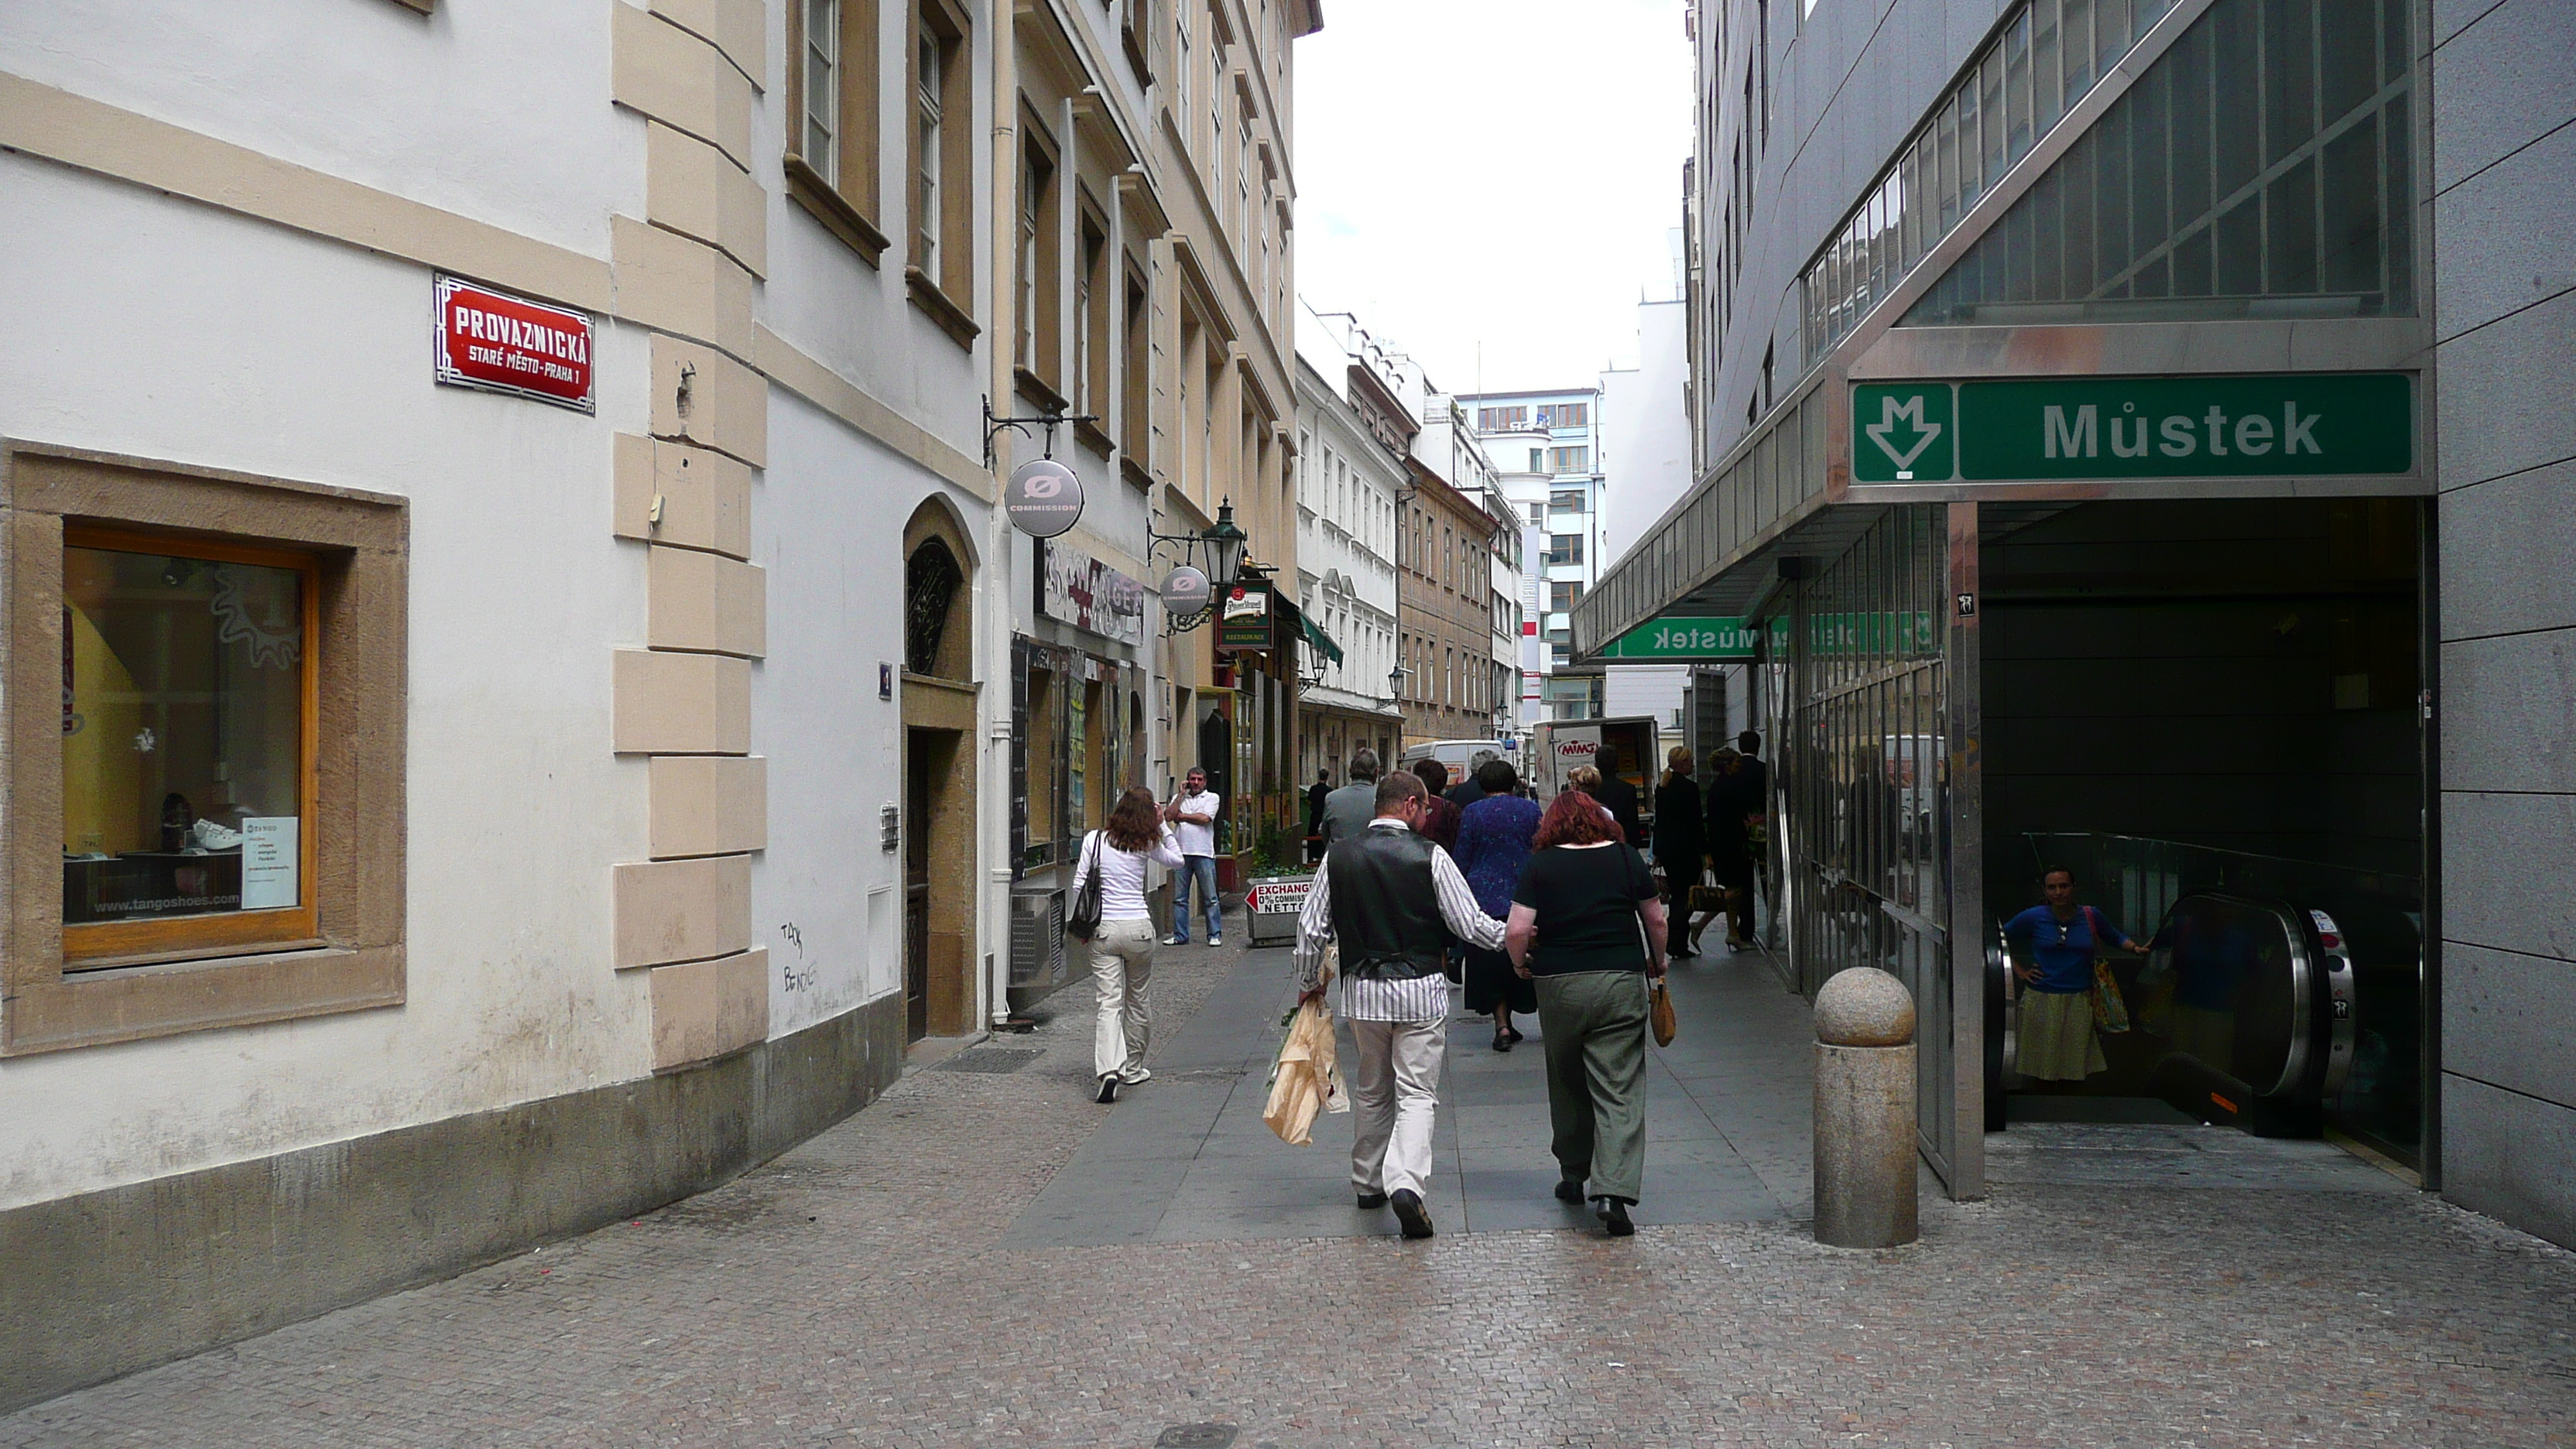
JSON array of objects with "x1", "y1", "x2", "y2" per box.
[{"x1": 1506, "y1": 788, "x2": 1669, "y2": 1236}]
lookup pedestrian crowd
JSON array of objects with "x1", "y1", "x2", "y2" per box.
[{"x1": 1077, "y1": 737, "x2": 1782, "y2": 1241}]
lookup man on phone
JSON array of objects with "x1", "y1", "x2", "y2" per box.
[{"x1": 1163, "y1": 767, "x2": 1223, "y2": 947}]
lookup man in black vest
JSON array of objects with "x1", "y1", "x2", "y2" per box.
[{"x1": 1294, "y1": 772, "x2": 1507, "y2": 1238}]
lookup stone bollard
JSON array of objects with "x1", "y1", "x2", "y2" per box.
[{"x1": 1812, "y1": 967, "x2": 1919, "y2": 1249}]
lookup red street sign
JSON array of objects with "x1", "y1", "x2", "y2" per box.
[{"x1": 434, "y1": 275, "x2": 594, "y2": 412}]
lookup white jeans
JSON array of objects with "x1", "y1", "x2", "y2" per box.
[
  {"x1": 1088, "y1": 918, "x2": 1157, "y2": 1081},
  {"x1": 1347, "y1": 1016, "x2": 1444, "y2": 1198}
]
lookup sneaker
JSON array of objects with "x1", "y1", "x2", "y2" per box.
[
  {"x1": 1094, "y1": 1076, "x2": 1118, "y2": 1105},
  {"x1": 1390, "y1": 1188, "x2": 1434, "y2": 1239},
  {"x1": 1117, "y1": 1066, "x2": 1153, "y2": 1085},
  {"x1": 1208, "y1": 935, "x2": 1223, "y2": 947},
  {"x1": 1163, "y1": 934, "x2": 1189, "y2": 946}
]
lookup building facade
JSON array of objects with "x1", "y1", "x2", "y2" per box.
[
  {"x1": 1398, "y1": 459, "x2": 1500, "y2": 745},
  {"x1": 0, "y1": 0, "x2": 1316, "y2": 1407},
  {"x1": 1291, "y1": 353, "x2": 1404, "y2": 786},
  {"x1": 1466, "y1": 386, "x2": 1605, "y2": 721},
  {"x1": 1582, "y1": 0, "x2": 2576, "y2": 1252}
]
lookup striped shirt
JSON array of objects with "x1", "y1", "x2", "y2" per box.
[{"x1": 1296, "y1": 822, "x2": 1509, "y2": 1022}]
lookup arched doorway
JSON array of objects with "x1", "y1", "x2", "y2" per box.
[{"x1": 901, "y1": 501, "x2": 978, "y2": 1043}]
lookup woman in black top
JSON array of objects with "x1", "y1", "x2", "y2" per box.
[
  {"x1": 1699, "y1": 747, "x2": 1758, "y2": 951},
  {"x1": 1506, "y1": 789, "x2": 1670, "y2": 1237},
  {"x1": 1652, "y1": 745, "x2": 1705, "y2": 957}
]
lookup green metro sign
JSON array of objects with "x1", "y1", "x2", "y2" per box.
[
  {"x1": 1600, "y1": 616, "x2": 1785, "y2": 659},
  {"x1": 1852, "y1": 373, "x2": 2413, "y2": 483}
]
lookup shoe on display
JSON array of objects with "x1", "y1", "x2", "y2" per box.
[
  {"x1": 190, "y1": 818, "x2": 244, "y2": 850},
  {"x1": 1094, "y1": 1076, "x2": 1118, "y2": 1104},
  {"x1": 1389, "y1": 1188, "x2": 1434, "y2": 1239}
]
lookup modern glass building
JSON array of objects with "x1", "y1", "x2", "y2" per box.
[{"x1": 1581, "y1": 0, "x2": 2576, "y2": 1248}]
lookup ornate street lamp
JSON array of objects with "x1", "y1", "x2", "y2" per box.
[
  {"x1": 1148, "y1": 497, "x2": 1257, "y2": 634},
  {"x1": 1203, "y1": 498, "x2": 1249, "y2": 588}
]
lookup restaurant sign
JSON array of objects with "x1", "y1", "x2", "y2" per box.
[
  {"x1": 1217, "y1": 583, "x2": 1272, "y2": 653},
  {"x1": 433, "y1": 275, "x2": 594, "y2": 412},
  {"x1": 1038, "y1": 540, "x2": 1146, "y2": 647},
  {"x1": 1852, "y1": 373, "x2": 2413, "y2": 484}
]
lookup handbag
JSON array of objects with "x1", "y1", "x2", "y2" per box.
[
  {"x1": 2083, "y1": 906, "x2": 2130, "y2": 1033},
  {"x1": 1065, "y1": 831, "x2": 1104, "y2": 942},
  {"x1": 1649, "y1": 978, "x2": 1677, "y2": 1046}
]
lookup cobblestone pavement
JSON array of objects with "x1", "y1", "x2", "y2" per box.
[{"x1": 5, "y1": 917, "x2": 2572, "y2": 1448}]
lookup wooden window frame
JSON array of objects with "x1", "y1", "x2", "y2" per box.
[
  {"x1": 1120, "y1": 255, "x2": 1153, "y2": 485},
  {"x1": 60, "y1": 523, "x2": 323, "y2": 965},
  {"x1": 906, "y1": 0, "x2": 978, "y2": 348},
  {"x1": 1012, "y1": 111, "x2": 1064, "y2": 404},
  {"x1": 2, "y1": 444, "x2": 407, "y2": 1057},
  {"x1": 1073, "y1": 198, "x2": 1116, "y2": 457},
  {"x1": 788, "y1": 0, "x2": 889, "y2": 265}
]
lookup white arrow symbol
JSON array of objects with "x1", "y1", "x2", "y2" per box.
[{"x1": 1865, "y1": 394, "x2": 1943, "y2": 471}]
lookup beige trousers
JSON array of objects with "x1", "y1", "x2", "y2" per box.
[
  {"x1": 1348, "y1": 1016, "x2": 1444, "y2": 1198},
  {"x1": 1088, "y1": 917, "x2": 1157, "y2": 1081}
]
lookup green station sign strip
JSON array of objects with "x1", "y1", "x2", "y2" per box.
[
  {"x1": 1599, "y1": 611, "x2": 1939, "y2": 660},
  {"x1": 1852, "y1": 373, "x2": 2413, "y2": 484}
]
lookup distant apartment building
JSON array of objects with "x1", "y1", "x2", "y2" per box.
[
  {"x1": 1464, "y1": 387, "x2": 1605, "y2": 721},
  {"x1": 1291, "y1": 351, "x2": 1406, "y2": 783}
]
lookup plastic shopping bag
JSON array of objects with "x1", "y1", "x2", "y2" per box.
[{"x1": 1263, "y1": 984, "x2": 1348, "y2": 1146}]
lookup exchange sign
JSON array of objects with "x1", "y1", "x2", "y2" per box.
[{"x1": 1853, "y1": 373, "x2": 2413, "y2": 484}]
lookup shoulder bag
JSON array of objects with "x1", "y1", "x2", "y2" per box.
[
  {"x1": 1066, "y1": 831, "x2": 1105, "y2": 942},
  {"x1": 2083, "y1": 905, "x2": 2131, "y2": 1033}
]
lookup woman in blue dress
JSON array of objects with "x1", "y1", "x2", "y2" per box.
[
  {"x1": 1452, "y1": 757, "x2": 1543, "y2": 1050},
  {"x1": 2004, "y1": 866, "x2": 2150, "y2": 1082}
]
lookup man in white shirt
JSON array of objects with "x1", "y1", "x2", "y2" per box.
[
  {"x1": 1163, "y1": 767, "x2": 1224, "y2": 947},
  {"x1": 1294, "y1": 772, "x2": 1508, "y2": 1238}
]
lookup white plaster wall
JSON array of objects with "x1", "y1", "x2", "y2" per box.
[
  {"x1": 0, "y1": 157, "x2": 649, "y2": 1210},
  {"x1": 0, "y1": 0, "x2": 639, "y2": 258},
  {"x1": 753, "y1": 396, "x2": 975, "y2": 1035},
  {"x1": 1599, "y1": 300, "x2": 1694, "y2": 566}
]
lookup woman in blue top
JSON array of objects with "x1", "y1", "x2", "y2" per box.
[
  {"x1": 1453, "y1": 758, "x2": 1544, "y2": 1050},
  {"x1": 2005, "y1": 867, "x2": 2149, "y2": 1082}
]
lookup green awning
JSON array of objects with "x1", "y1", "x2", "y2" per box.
[{"x1": 1277, "y1": 593, "x2": 1344, "y2": 666}]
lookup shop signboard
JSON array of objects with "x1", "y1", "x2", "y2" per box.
[
  {"x1": 1217, "y1": 582, "x2": 1271, "y2": 653},
  {"x1": 433, "y1": 275, "x2": 594, "y2": 412},
  {"x1": 1852, "y1": 373, "x2": 2413, "y2": 483},
  {"x1": 1038, "y1": 540, "x2": 1146, "y2": 646},
  {"x1": 1004, "y1": 458, "x2": 1084, "y2": 536}
]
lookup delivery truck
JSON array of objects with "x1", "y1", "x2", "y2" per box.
[{"x1": 1530, "y1": 716, "x2": 1663, "y2": 820}]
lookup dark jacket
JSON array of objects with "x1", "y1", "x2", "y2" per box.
[
  {"x1": 1591, "y1": 773, "x2": 1642, "y2": 847},
  {"x1": 1653, "y1": 774, "x2": 1704, "y2": 868},
  {"x1": 1326, "y1": 827, "x2": 1449, "y2": 980}
]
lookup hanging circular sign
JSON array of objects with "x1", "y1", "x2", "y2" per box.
[
  {"x1": 1160, "y1": 565, "x2": 1211, "y2": 615},
  {"x1": 1003, "y1": 458, "x2": 1084, "y2": 537}
]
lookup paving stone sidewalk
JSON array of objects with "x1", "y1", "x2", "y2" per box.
[{"x1": 4, "y1": 916, "x2": 2571, "y2": 1448}]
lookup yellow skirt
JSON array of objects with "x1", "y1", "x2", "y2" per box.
[{"x1": 2019, "y1": 988, "x2": 2107, "y2": 1081}]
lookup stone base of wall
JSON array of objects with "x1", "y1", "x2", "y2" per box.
[{"x1": 0, "y1": 993, "x2": 906, "y2": 1412}]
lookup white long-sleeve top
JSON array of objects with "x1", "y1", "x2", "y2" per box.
[{"x1": 1069, "y1": 826, "x2": 1187, "y2": 920}]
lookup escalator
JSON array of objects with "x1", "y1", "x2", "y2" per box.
[{"x1": 1992, "y1": 875, "x2": 2424, "y2": 1166}]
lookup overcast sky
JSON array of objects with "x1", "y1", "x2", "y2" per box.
[{"x1": 1292, "y1": 0, "x2": 1694, "y2": 396}]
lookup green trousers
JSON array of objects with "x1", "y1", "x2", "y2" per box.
[{"x1": 1535, "y1": 970, "x2": 1651, "y2": 1204}]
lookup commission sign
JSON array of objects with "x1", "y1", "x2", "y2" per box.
[{"x1": 1853, "y1": 374, "x2": 2413, "y2": 484}]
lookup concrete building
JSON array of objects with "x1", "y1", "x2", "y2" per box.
[
  {"x1": 1599, "y1": 295, "x2": 1703, "y2": 742},
  {"x1": 1465, "y1": 386, "x2": 1605, "y2": 721},
  {"x1": 1398, "y1": 456, "x2": 1500, "y2": 746},
  {"x1": 0, "y1": 0, "x2": 1316, "y2": 1408},
  {"x1": 1581, "y1": 0, "x2": 2576, "y2": 1250}
]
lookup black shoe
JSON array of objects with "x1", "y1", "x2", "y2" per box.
[
  {"x1": 1094, "y1": 1076, "x2": 1118, "y2": 1104},
  {"x1": 1598, "y1": 1197, "x2": 1635, "y2": 1236},
  {"x1": 1553, "y1": 1178, "x2": 1586, "y2": 1204},
  {"x1": 1389, "y1": 1188, "x2": 1435, "y2": 1239},
  {"x1": 1491, "y1": 1033, "x2": 1515, "y2": 1053},
  {"x1": 1355, "y1": 1191, "x2": 1389, "y2": 1210},
  {"x1": 1670, "y1": 940, "x2": 1698, "y2": 958}
]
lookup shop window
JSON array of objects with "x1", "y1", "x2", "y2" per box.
[
  {"x1": 1068, "y1": 680, "x2": 1089, "y2": 831},
  {"x1": 3, "y1": 446, "x2": 406, "y2": 1056},
  {"x1": 787, "y1": 0, "x2": 888, "y2": 262},
  {"x1": 1025, "y1": 666, "x2": 1060, "y2": 866}
]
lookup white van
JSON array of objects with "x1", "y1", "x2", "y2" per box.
[{"x1": 1397, "y1": 738, "x2": 1504, "y2": 792}]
